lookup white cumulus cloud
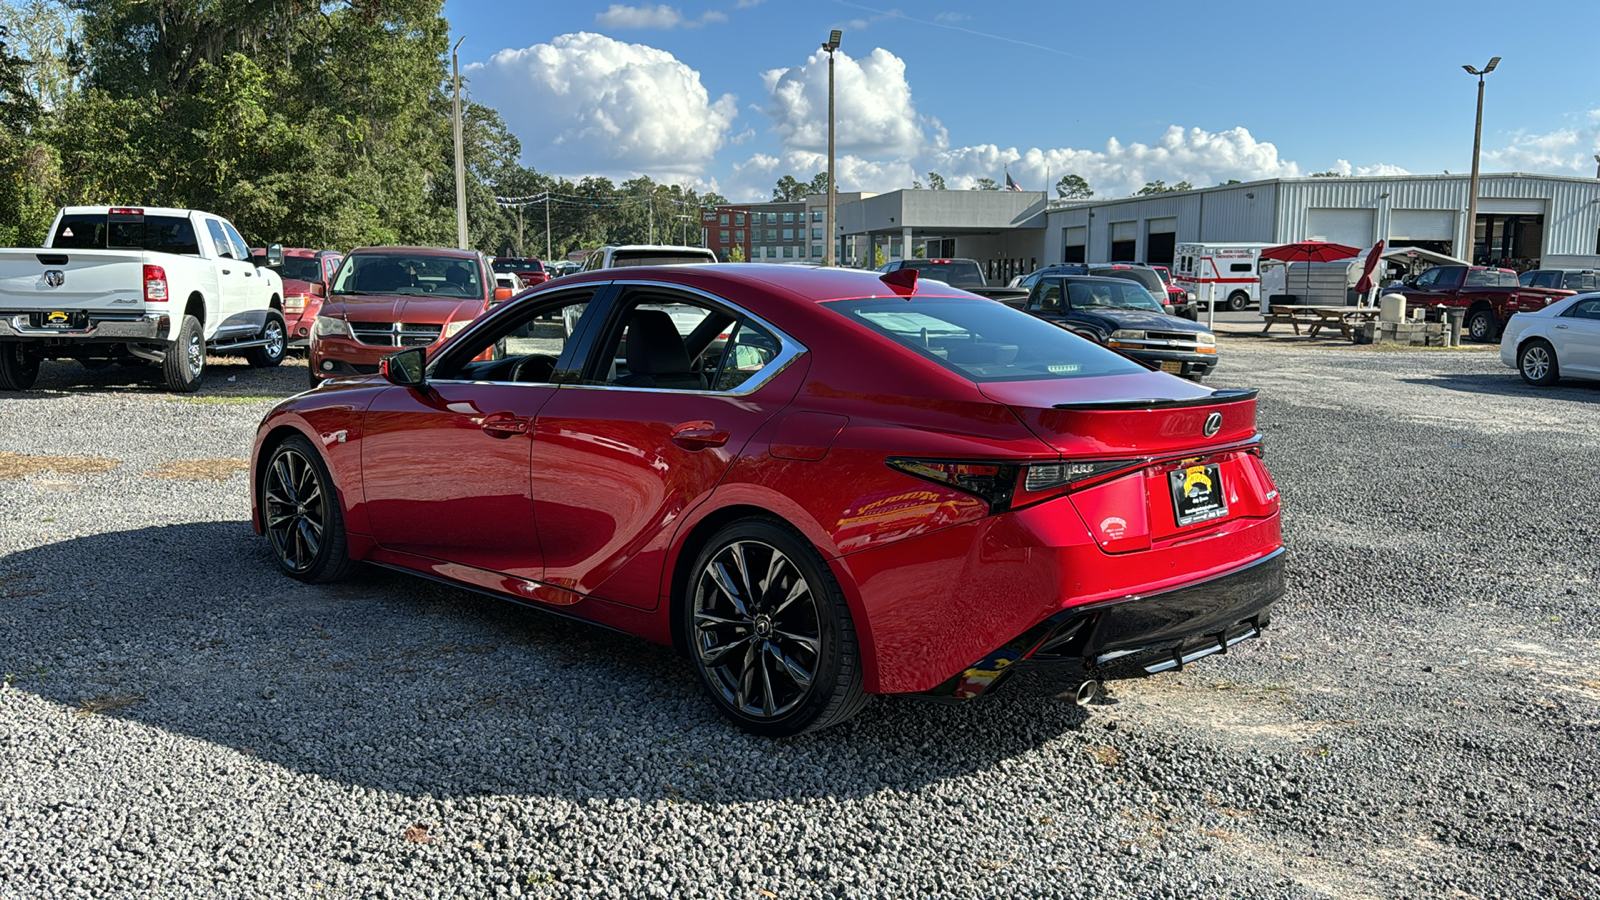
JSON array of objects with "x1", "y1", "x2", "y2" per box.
[
  {"x1": 594, "y1": 4, "x2": 726, "y2": 28},
  {"x1": 761, "y1": 48, "x2": 925, "y2": 158},
  {"x1": 1483, "y1": 110, "x2": 1600, "y2": 174},
  {"x1": 466, "y1": 33, "x2": 737, "y2": 179}
]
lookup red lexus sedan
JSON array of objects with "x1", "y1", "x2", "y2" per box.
[{"x1": 251, "y1": 265, "x2": 1283, "y2": 735}]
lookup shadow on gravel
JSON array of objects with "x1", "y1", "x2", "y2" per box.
[
  {"x1": 1, "y1": 522, "x2": 1088, "y2": 803},
  {"x1": 1398, "y1": 372, "x2": 1600, "y2": 400},
  {"x1": 0, "y1": 358, "x2": 309, "y2": 400}
]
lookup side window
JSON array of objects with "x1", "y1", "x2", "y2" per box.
[
  {"x1": 221, "y1": 222, "x2": 251, "y2": 262},
  {"x1": 205, "y1": 219, "x2": 233, "y2": 259},
  {"x1": 431, "y1": 289, "x2": 597, "y2": 383},
  {"x1": 1029, "y1": 280, "x2": 1061, "y2": 311},
  {"x1": 586, "y1": 294, "x2": 728, "y2": 390},
  {"x1": 1567, "y1": 299, "x2": 1600, "y2": 320},
  {"x1": 1229, "y1": 262, "x2": 1253, "y2": 273},
  {"x1": 714, "y1": 320, "x2": 782, "y2": 391},
  {"x1": 1414, "y1": 267, "x2": 1441, "y2": 288}
]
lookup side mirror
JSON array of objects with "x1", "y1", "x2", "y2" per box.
[
  {"x1": 1163, "y1": 304, "x2": 1176, "y2": 315},
  {"x1": 1402, "y1": 275, "x2": 1416, "y2": 286},
  {"x1": 265, "y1": 243, "x2": 284, "y2": 267},
  {"x1": 309, "y1": 282, "x2": 325, "y2": 297},
  {"x1": 494, "y1": 286, "x2": 514, "y2": 302},
  {"x1": 381, "y1": 347, "x2": 426, "y2": 388}
]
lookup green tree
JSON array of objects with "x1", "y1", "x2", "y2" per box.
[
  {"x1": 805, "y1": 171, "x2": 829, "y2": 196},
  {"x1": 0, "y1": 22, "x2": 59, "y2": 245},
  {"x1": 1310, "y1": 170, "x2": 1342, "y2": 177},
  {"x1": 925, "y1": 171, "x2": 946, "y2": 190},
  {"x1": 1135, "y1": 180, "x2": 1193, "y2": 195},
  {"x1": 772, "y1": 174, "x2": 806, "y2": 202},
  {"x1": 1054, "y1": 173, "x2": 1092, "y2": 199},
  {"x1": 872, "y1": 243, "x2": 886, "y2": 267},
  {"x1": 727, "y1": 244, "x2": 745, "y2": 262},
  {"x1": 0, "y1": 0, "x2": 82, "y2": 109},
  {"x1": 972, "y1": 177, "x2": 1000, "y2": 191}
]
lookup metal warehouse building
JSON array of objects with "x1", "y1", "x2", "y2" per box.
[
  {"x1": 1042, "y1": 173, "x2": 1600, "y2": 269},
  {"x1": 831, "y1": 173, "x2": 1600, "y2": 280}
]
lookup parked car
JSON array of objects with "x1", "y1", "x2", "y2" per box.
[
  {"x1": 1500, "y1": 292, "x2": 1600, "y2": 385},
  {"x1": 493, "y1": 257, "x2": 548, "y2": 288},
  {"x1": 1381, "y1": 264, "x2": 1572, "y2": 342},
  {"x1": 0, "y1": 206, "x2": 287, "y2": 392},
  {"x1": 1092, "y1": 264, "x2": 1196, "y2": 318},
  {"x1": 307, "y1": 247, "x2": 511, "y2": 388},
  {"x1": 880, "y1": 257, "x2": 1029, "y2": 306},
  {"x1": 579, "y1": 244, "x2": 718, "y2": 273},
  {"x1": 1009, "y1": 264, "x2": 1089, "y2": 288},
  {"x1": 252, "y1": 247, "x2": 342, "y2": 348},
  {"x1": 1022, "y1": 274, "x2": 1218, "y2": 379},
  {"x1": 494, "y1": 271, "x2": 525, "y2": 294},
  {"x1": 250, "y1": 264, "x2": 1283, "y2": 736},
  {"x1": 1518, "y1": 268, "x2": 1600, "y2": 292}
]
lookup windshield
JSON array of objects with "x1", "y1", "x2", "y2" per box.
[
  {"x1": 901, "y1": 260, "x2": 983, "y2": 285},
  {"x1": 1093, "y1": 267, "x2": 1164, "y2": 293},
  {"x1": 1067, "y1": 280, "x2": 1164, "y2": 311},
  {"x1": 824, "y1": 296, "x2": 1145, "y2": 383},
  {"x1": 608, "y1": 251, "x2": 717, "y2": 267},
  {"x1": 333, "y1": 253, "x2": 482, "y2": 298}
]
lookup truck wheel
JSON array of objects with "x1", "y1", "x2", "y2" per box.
[
  {"x1": 1466, "y1": 309, "x2": 1497, "y2": 343},
  {"x1": 1226, "y1": 291, "x2": 1250, "y2": 312},
  {"x1": 0, "y1": 343, "x2": 40, "y2": 391},
  {"x1": 163, "y1": 315, "x2": 205, "y2": 393},
  {"x1": 245, "y1": 311, "x2": 287, "y2": 368}
]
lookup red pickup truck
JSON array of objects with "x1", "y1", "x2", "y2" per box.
[{"x1": 1383, "y1": 265, "x2": 1572, "y2": 342}]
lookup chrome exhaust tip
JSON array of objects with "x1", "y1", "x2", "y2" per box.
[{"x1": 1074, "y1": 680, "x2": 1100, "y2": 707}]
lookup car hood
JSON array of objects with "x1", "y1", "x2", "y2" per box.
[
  {"x1": 320, "y1": 294, "x2": 484, "y2": 323},
  {"x1": 1069, "y1": 308, "x2": 1212, "y2": 334},
  {"x1": 280, "y1": 277, "x2": 318, "y2": 295}
]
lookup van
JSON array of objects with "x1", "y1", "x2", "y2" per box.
[{"x1": 1173, "y1": 243, "x2": 1274, "y2": 312}]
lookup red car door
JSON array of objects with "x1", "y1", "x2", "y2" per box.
[{"x1": 529, "y1": 290, "x2": 806, "y2": 610}]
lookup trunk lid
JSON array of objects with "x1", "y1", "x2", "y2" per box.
[{"x1": 0, "y1": 248, "x2": 151, "y2": 312}]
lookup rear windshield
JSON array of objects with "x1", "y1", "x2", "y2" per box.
[
  {"x1": 1464, "y1": 268, "x2": 1517, "y2": 287},
  {"x1": 824, "y1": 296, "x2": 1145, "y2": 383},
  {"x1": 900, "y1": 260, "x2": 983, "y2": 285},
  {"x1": 1091, "y1": 267, "x2": 1164, "y2": 293},
  {"x1": 52, "y1": 214, "x2": 201, "y2": 256},
  {"x1": 609, "y1": 251, "x2": 716, "y2": 267},
  {"x1": 332, "y1": 253, "x2": 482, "y2": 298},
  {"x1": 493, "y1": 258, "x2": 541, "y2": 272},
  {"x1": 1560, "y1": 272, "x2": 1600, "y2": 291}
]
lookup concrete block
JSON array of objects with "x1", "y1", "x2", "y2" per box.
[
  {"x1": 1353, "y1": 322, "x2": 1376, "y2": 344},
  {"x1": 1379, "y1": 294, "x2": 1407, "y2": 323}
]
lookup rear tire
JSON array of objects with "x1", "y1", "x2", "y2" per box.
[
  {"x1": 163, "y1": 315, "x2": 205, "y2": 393},
  {"x1": 1466, "y1": 309, "x2": 1497, "y2": 343},
  {"x1": 245, "y1": 311, "x2": 287, "y2": 368},
  {"x1": 261, "y1": 435, "x2": 358, "y2": 583},
  {"x1": 1517, "y1": 339, "x2": 1559, "y2": 386},
  {"x1": 0, "y1": 342, "x2": 40, "y2": 391},
  {"x1": 1226, "y1": 291, "x2": 1249, "y2": 312},
  {"x1": 684, "y1": 518, "x2": 869, "y2": 736}
]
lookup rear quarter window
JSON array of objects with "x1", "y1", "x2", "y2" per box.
[{"x1": 824, "y1": 296, "x2": 1144, "y2": 383}]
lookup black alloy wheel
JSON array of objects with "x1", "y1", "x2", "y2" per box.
[
  {"x1": 1517, "y1": 339, "x2": 1559, "y2": 386},
  {"x1": 262, "y1": 435, "x2": 356, "y2": 583},
  {"x1": 0, "y1": 342, "x2": 40, "y2": 390},
  {"x1": 686, "y1": 519, "x2": 867, "y2": 736}
]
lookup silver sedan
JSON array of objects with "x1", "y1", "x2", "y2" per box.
[{"x1": 1500, "y1": 292, "x2": 1600, "y2": 385}]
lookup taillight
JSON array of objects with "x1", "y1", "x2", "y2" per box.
[
  {"x1": 1013, "y1": 458, "x2": 1149, "y2": 507},
  {"x1": 143, "y1": 265, "x2": 168, "y2": 302},
  {"x1": 886, "y1": 458, "x2": 1019, "y2": 513}
]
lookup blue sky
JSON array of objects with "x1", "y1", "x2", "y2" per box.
[{"x1": 444, "y1": 0, "x2": 1600, "y2": 201}]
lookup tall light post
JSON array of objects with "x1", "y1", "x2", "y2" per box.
[
  {"x1": 822, "y1": 29, "x2": 842, "y2": 267},
  {"x1": 1461, "y1": 56, "x2": 1500, "y2": 263},
  {"x1": 1593, "y1": 154, "x2": 1600, "y2": 179},
  {"x1": 452, "y1": 36, "x2": 468, "y2": 250}
]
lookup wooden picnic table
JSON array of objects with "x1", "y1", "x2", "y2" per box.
[{"x1": 1260, "y1": 305, "x2": 1383, "y2": 341}]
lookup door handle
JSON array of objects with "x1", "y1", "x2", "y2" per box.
[
  {"x1": 670, "y1": 421, "x2": 730, "y2": 451},
  {"x1": 222, "y1": 269, "x2": 231, "y2": 275},
  {"x1": 480, "y1": 412, "x2": 531, "y2": 438},
  {"x1": 1555, "y1": 324, "x2": 1568, "y2": 329},
  {"x1": 244, "y1": 270, "x2": 253, "y2": 276}
]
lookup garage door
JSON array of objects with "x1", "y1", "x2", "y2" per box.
[
  {"x1": 1389, "y1": 210, "x2": 1455, "y2": 241},
  {"x1": 1145, "y1": 218, "x2": 1177, "y2": 266},
  {"x1": 1061, "y1": 226, "x2": 1086, "y2": 263},
  {"x1": 1305, "y1": 209, "x2": 1373, "y2": 247}
]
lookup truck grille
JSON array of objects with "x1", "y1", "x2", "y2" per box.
[{"x1": 350, "y1": 322, "x2": 443, "y2": 347}]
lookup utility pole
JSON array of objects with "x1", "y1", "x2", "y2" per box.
[
  {"x1": 648, "y1": 193, "x2": 655, "y2": 244},
  {"x1": 452, "y1": 37, "x2": 467, "y2": 250},
  {"x1": 822, "y1": 30, "x2": 842, "y2": 267},
  {"x1": 545, "y1": 194, "x2": 552, "y2": 261},
  {"x1": 1462, "y1": 56, "x2": 1500, "y2": 264},
  {"x1": 516, "y1": 204, "x2": 523, "y2": 257}
]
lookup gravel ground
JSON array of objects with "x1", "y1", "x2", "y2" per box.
[{"x1": 1, "y1": 341, "x2": 1598, "y2": 899}]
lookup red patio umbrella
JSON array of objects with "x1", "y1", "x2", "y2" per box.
[
  {"x1": 1353, "y1": 240, "x2": 1386, "y2": 298},
  {"x1": 1260, "y1": 241, "x2": 1362, "y2": 304}
]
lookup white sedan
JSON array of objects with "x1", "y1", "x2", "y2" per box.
[{"x1": 1500, "y1": 292, "x2": 1600, "y2": 385}]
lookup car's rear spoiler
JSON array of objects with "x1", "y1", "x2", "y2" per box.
[{"x1": 1053, "y1": 389, "x2": 1258, "y2": 411}]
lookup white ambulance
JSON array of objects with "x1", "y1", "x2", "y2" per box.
[{"x1": 1172, "y1": 243, "x2": 1273, "y2": 312}]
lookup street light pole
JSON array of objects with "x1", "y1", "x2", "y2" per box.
[
  {"x1": 452, "y1": 36, "x2": 468, "y2": 250},
  {"x1": 822, "y1": 30, "x2": 841, "y2": 267},
  {"x1": 1461, "y1": 56, "x2": 1500, "y2": 264}
]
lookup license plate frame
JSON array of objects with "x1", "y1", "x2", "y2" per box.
[
  {"x1": 1159, "y1": 360, "x2": 1183, "y2": 374},
  {"x1": 1169, "y1": 463, "x2": 1228, "y2": 527}
]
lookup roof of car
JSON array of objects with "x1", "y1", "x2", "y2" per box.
[
  {"x1": 534, "y1": 262, "x2": 979, "y2": 304},
  {"x1": 346, "y1": 246, "x2": 481, "y2": 259}
]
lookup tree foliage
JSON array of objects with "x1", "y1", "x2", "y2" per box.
[
  {"x1": 925, "y1": 171, "x2": 946, "y2": 190},
  {"x1": 1135, "y1": 180, "x2": 1194, "y2": 195},
  {"x1": 971, "y1": 177, "x2": 999, "y2": 191},
  {"x1": 1054, "y1": 173, "x2": 1092, "y2": 199}
]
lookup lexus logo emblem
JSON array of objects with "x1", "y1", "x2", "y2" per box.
[
  {"x1": 43, "y1": 270, "x2": 64, "y2": 287},
  {"x1": 1203, "y1": 412, "x2": 1223, "y2": 437}
]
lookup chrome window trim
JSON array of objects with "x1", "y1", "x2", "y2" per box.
[{"x1": 428, "y1": 278, "x2": 808, "y2": 398}]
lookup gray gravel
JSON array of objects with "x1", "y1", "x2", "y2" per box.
[{"x1": 2, "y1": 342, "x2": 1598, "y2": 899}]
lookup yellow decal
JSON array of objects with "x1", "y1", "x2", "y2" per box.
[{"x1": 1182, "y1": 465, "x2": 1212, "y2": 497}]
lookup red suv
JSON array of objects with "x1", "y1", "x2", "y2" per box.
[
  {"x1": 251, "y1": 248, "x2": 343, "y2": 347},
  {"x1": 307, "y1": 247, "x2": 511, "y2": 386}
]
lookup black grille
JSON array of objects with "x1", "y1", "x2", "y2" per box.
[
  {"x1": 350, "y1": 322, "x2": 443, "y2": 347},
  {"x1": 1147, "y1": 331, "x2": 1198, "y2": 344}
]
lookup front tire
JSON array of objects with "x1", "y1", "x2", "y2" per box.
[
  {"x1": 0, "y1": 343, "x2": 40, "y2": 390},
  {"x1": 1466, "y1": 309, "x2": 1497, "y2": 343},
  {"x1": 261, "y1": 435, "x2": 357, "y2": 583},
  {"x1": 685, "y1": 518, "x2": 868, "y2": 736},
  {"x1": 245, "y1": 311, "x2": 287, "y2": 368},
  {"x1": 1517, "y1": 339, "x2": 1559, "y2": 386},
  {"x1": 163, "y1": 315, "x2": 205, "y2": 392}
]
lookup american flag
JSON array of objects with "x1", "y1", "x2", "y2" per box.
[{"x1": 1004, "y1": 172, "x2": 1024, "y2": 191}]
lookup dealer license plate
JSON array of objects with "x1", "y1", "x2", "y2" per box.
[
  {"x1": 1169, "y1": 463, "x2": 1228, "y2": 527},
  {"x1": 1159, "y1": 360, "x2": 1183, "y2": 374}
]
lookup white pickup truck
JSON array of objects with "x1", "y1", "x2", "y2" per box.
[{"x1": 0, "y1": 206, "x2": 289, "y2": 392}]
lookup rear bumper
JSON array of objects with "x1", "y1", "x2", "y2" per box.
[
  {"x1": 0, "y1": 311, "x2": 171, "y2": 343},
  {"x1": 917, "y1": 548, "x2": 1285, "y2": 701}
]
